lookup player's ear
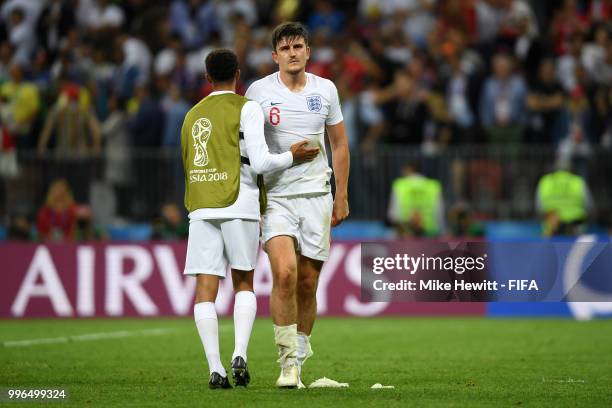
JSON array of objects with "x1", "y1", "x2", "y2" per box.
[
  {"x1": 306, "y1": 45, "x2": 310, "y2": 61},
  {"x1": 235, "y1": 69, "x2": 241, "y2": 82},
  {"x1": 205, "y1": 73, "x2": 213, "y2": 84},
  {"x1": 271, "y1": 50, "x2": 278, "y2": 64}
]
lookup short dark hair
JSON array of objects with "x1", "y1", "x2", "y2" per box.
[
  {"x1": 205, "y1": 49, "x2": 239, "y2": 83},
  {"x1": 271, "y1": 22, "x2": 309, "y2": 51}
]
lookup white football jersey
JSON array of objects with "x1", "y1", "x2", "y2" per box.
[{"x1": 246, "y1": 72, "x2": 343, "y2": 197}]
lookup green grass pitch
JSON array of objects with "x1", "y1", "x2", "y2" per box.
[{"x1": 1, "y1": 317, "x2": 611, "y2": 407}]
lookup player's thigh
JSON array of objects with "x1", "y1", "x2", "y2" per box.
[
  {"x1": 184, "y1": 219, "x2": 227, "y2": 277},
  {"x1": 261, "y1": 196, "x2": 300, "y2": 249},
  {"x1": 220, "y1": 218, "x2": 259, "y2": 271},
  {"x1": 298, "y1": 193, "x2": 333, "y2": 261}
]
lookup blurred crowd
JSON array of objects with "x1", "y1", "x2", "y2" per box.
[{"x1": 0, "y1": 0, "x2": 611, "y2": 241}]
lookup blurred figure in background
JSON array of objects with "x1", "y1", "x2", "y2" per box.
[
  {"x1": 75, "y1": 204, "x2": 107, "y2": 241},
  {"x1": 479, "y1": 52, "x2": 527, "y2": 146},
  {"x1": 526, "y1": 58, "x2": 565, "y2": 144},
  {"x1": 36, "y1": 178, "x2": 78, "y2": 241},
  {"x1": 37, "y1": 82, "x2": 101, "y2": 156},
  {"x1": 101, "y1": 92, "x2": 131, "y2": 219},
  {"x1": 447, "y1": 201, "x2": 484, "y2": 237},
  {"x1": 6, "y1": 213, "x2": 32, "y2": 240},
  {"x1": 152, "y1": 202, "x2": 187, "y2": 240},
  {"x1": 0, "y1": 62, "x2": 40, "y2": 142},
  {"x1": 557, "y1": 120, "x2": 592, "y2": 178},
  {"x1": 388, "y1": 161, "x2": 445, "y2": 238},
  {"x1": 536, "y1": 159, "x2": 592, "y2": 236}
]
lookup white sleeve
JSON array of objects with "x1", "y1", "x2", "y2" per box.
[
  {"x1": 326, "y1": 81, "x2": 343, "y2": 126},
  {"x1": 241, "y1": 101, "x2": 293, "y2": 174}
]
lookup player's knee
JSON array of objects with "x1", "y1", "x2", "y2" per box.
[
  {"x1": 274, "y1": 265, "x2": 297, "y2": 296},
  {"x1": 195, "y1": 276, "x2": 219, "y2": 302},
  {"x1": 298, "y1": 275, "x2": 318, "y2": 299},
  {"x1": 231, "y1": 270, "x2": 254, "y2": 292}
]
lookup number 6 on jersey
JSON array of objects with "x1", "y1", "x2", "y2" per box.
[{"x1": 270, "y1": 107, "x2": 280, "y2": 126}]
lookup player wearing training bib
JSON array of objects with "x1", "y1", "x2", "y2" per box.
[
  {"x1": 245, "y1": 22, "x2": 350, "y2": 388},
  {"x1": 182, "y1": 49, "x2": 318, "y2": 390}
]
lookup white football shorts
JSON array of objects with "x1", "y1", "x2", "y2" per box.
[
  {"x1": 184, "y1": 218, "x2": 259, "y2": 277},
  {"x1": 261, "y1": 193, "x2": 333, "y2": 261}
]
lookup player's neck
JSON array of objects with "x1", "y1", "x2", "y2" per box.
[
  {"x1": 211, "y1": 81, "x2": 236, "y2": 93},
  {"x1": 279, "y1": 70, "x2": 307, "y2": 93}
]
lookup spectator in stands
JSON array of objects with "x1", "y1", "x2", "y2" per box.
[
  {"x1": 0, "y1": 102, "x2": 19, "y2": 179},
  {"x1": 444, "y1": 45, "x2": 478, "y2": 142},
  {"x1": 110, "y1": 46, "x2": 138, "y2": 101},
  {"x1": 75, "y1": 204, "x2": 107, "y2": 241},
  {"x1": 0, "y1": 42, "x2": 13, "y2": 83},
  {"x1": 387, "y1": 65, "x2": 434, "y2": 144},
  {"x1": 388, "y1": 162, "x2": 445, "y2": 237},
  {"x1": 152, "y1": 202, "x2": 187, "y2": 240},
  {"x1": 116, "y1": 33, "x2": 152, "y2": 86},
  {"x1": 6, "y1": 213, "x2": 31, "y2": 240},
  {"x1": 169, "y1": 0, "x2": 218, "y2": 49},
  {"x1": 550, "y1": 0, "x2": 588, "y2": 56},
  {"x1": 36, "y1": 178, "x2": 78, "y2": 241},
  {"x1": 127, "y1": 84, "x2": 164, "y2": 220},
  {"x1": 128, "y1": 85, "x2": 164, "y2": 147},
  {"x1": 557, "y1": 121, "x2": 593, "y2": 179},
  {"x1": 161, "y1": 84, "x2": 189, "y2": 204},
  {"x1": 448, "y1": 202, "x2": 484, "y2": 237},
  {"x1": 536, "y1": 159, "x2": 593, "y2": 236},
  {"x1": 308, "y1": 0, "x2": 345, "y2": 34},
  {"x1": 102, "y1": 93, "x2": 131, "y2": 189},
  {"x1": 6, "y1": 6, "x2": 36, "y2": 65},
  {"x1": 0, "y1": 62, "x2": 39, "y2": 143},
  {"x1": 557, "y1": 33, "x2": 585, "y2": 93},
  {"x1": 526, "y1": 58, "x2": 565, "y2": 144},
  {"x1": 401, "y1": 0, "x2": 437, "y2": 49},
  {"x1": 37, "y1": 82, "x2": 102, "y2": 156},
  {"x1": 77, "y1": 0, "x2": 125, "y2": 37},
  {"x1": 35, "y1": 0, "x2": 77, "y2": 60},
  {"x1": 479, "y1": 52, "x2": 527, "y2": 145},
  {"x1": 581, "y1": 24, "x2": 610, "y2": 85}
]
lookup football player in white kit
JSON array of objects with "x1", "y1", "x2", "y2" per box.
[
  {"x1": 182, "y1": 49, "x2": 319, "y2": 389},
  {"x1": 245, "y1": 22, "x2": 350, "y2": 388}
]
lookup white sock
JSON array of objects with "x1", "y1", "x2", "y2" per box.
[
  {"x1": 194, "y1": 302, "x2": 226, "y2": 377},
  {"x1": 232, "y1": 291, "x2": 257, "y2": 362},
  {"x1": 296, "y1": 332, "x2": 312, "y2": 361},
  {"x1": 296, "y1": 331, "x2": 313, "y2": 376},
  {"x1": 274, "y1": 324, "x2": 298, "y2": 363}
]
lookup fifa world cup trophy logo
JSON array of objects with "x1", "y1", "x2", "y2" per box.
[{"x1": 192, "y1": 118, "x2": 212, "y2": 167}]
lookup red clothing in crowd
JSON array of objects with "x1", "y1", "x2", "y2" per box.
[{"x1": 36, "y1": 203, "x2": 78, "y2": 240}]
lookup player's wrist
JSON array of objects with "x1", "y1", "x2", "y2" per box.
[{"x1": 334, "y1": 190, "x2": 348, "y2": 200}]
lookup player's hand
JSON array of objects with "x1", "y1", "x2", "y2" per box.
[
  {"x1": 290, "y1": 141, "x2": 319, "y2": 164},
  {"x1": 331, "y1": 195, "x2": 349, "y2": 227}
]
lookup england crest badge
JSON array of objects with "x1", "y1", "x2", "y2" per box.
[{"x1": 306, "y1": 95, "x2": 322, "y2": 112}]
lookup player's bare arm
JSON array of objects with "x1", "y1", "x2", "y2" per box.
[{"x1": 326, "y1": 121, "x2": 350, "y2": 226}]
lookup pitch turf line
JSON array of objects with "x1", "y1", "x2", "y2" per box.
[{"x1": 3, "y1": 328, "x2": 180, "y2": 347}]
